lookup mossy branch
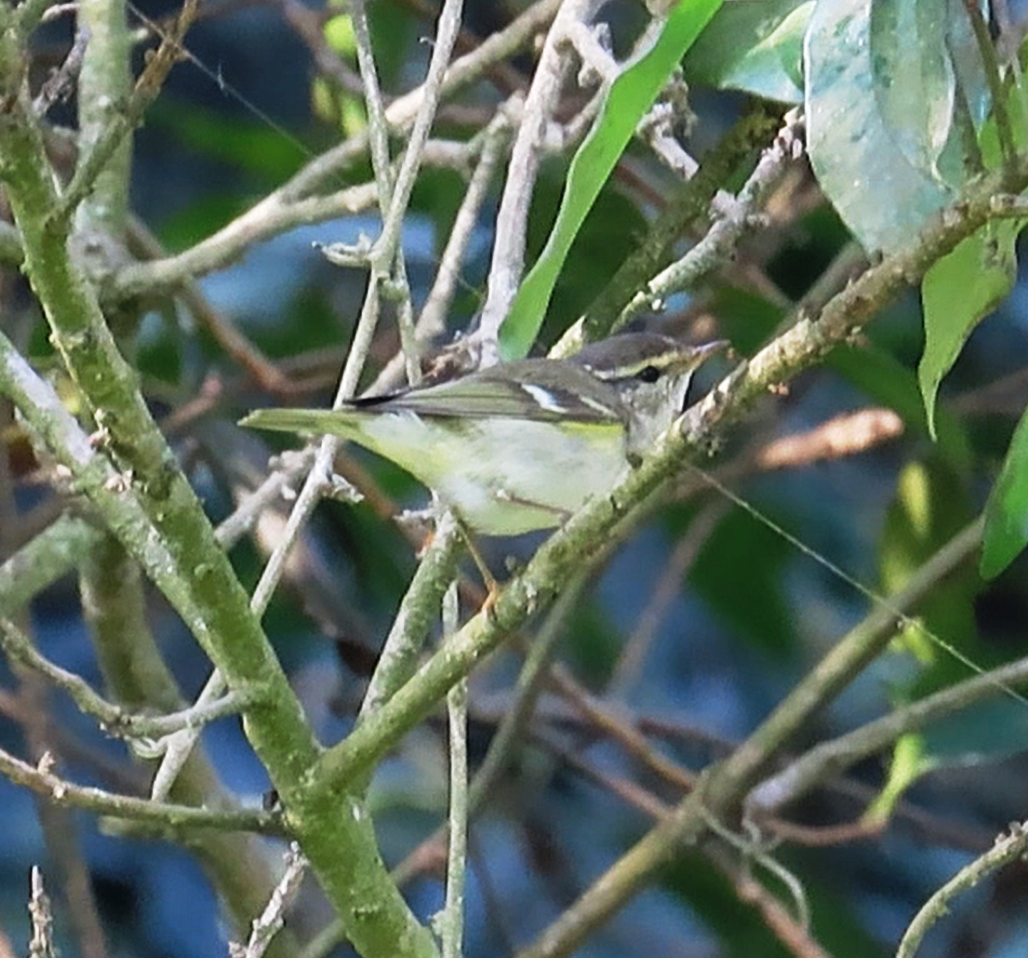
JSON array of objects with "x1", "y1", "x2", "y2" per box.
[{"x1": 0, "y1": 34, "x2": 438, "y2": 958}]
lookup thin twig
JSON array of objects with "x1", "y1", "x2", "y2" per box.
[
  {"x1": 0, "y1": 616, "x2": 254, "y2": 738},
  {"x1": 478, "y1": 0, "x2": 604, "y2": 359},
  {"x1": 27, "y1": 868, "x2": 56, "y2": 958},
  {"x1": 360, "y1": 512, "x2": 462, "y2": 717},
  {"x1": 0, "y1": 743, "x2": 282, "y2": 832},
  {"x1": 747, "y1": 653, "x2": 1028, "y2": 820},
  {"x1": 109, "y1": 0, "x2": 562, "y2": 302},
  {"x1": 281, "y1": 0, "x2": 366, "y2": 97},
  {"x1": 230, "y1": 843, "x2": 308, "y2": 958},
  {"x1": 55, "y1": 0, "x2": 202, "y2": 222},
  {"x1": 438, "y1": 582, "x2": 468, "y2": 958},
  {"x1": 126, "y1": 218, "x2": 298, "y2": 395},
  {"x1": 369, "y1": 106, "x2": 514, "y2": 395},
  {"x1": 32, "y1": 26, "x2": 88, "y2": 115},
  {"x1": 377, "y1": 0, "x2": 466, "y2": 263},
  {"x1": 332, "y1": 0, "x2": 466, "y2": 383},
  {"x1": 608, "y1": 498, "x2": 729, "y2": 697},
  {"x1": 547, "y1": 665, "x2": 696, "y2": 793},
  {"x1": 349, "y1": 0, "x2": 394, "y2": 211},
  {"x1": 897, "y1": 820, "x2": 1028, "y2": 958},
  {"x1": 570, "y1": 101, "x2": 785, "y2": 347},
  {"x1": 618, "y1": 111, "x2": 804, "y2": 328},
  {"x1": 961, "y1": 0, "x2": 1016, "y2": 171}
]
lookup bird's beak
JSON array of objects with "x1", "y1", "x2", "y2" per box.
[
  {"x1": 675, "y1": 338, "x2": 730, "y2": 372},
  {"x1": 691, "y1": 339, "x2": 730, "y2": 363}
]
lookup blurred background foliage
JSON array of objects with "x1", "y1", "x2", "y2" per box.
[{"x1": 4, "y1": 1, "x2": 1028, "y2": 957}]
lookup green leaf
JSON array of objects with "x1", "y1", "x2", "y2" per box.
[
  {"x1": 150, "y1": 103, "x2": 305, "y2": 182},
  {"x1": 880, "y1": 460, "x2": 979, "y2": 673},
  {"x1": 805, "y1": 0, "x2": 983, "y2": 253},
  {"x1": 498, "y1": 0, "x2": 724, "y2": 359},
  {"x1": 862, "y1": 451, "x2": 1026, "y2": 782},
  {"x1": 982, "y1": 404, "x2": 1028, "y2": 578},
  {"x1": 922, "y1": 697, "x2": 1028, "y2": 767},
  {"x1": 323, "y1": 12, "x2": 356, "y2": 54},
  {"x1": 865, "y1": 733, "x2": 934, "y2": 825},
  {"x1": 874, "y1": 458, "x2": 1021, "y2": 777},
  {"x1": 828, "y1": 344, "x2": 972, "y2": 469},
  {"x1": 683, "y1": 0, "x2": 811, "y2": 103},
  {"x1": 691, "y1": 506, "x2": 795, "y2": 656},
  {"x1": 947, "y1": 0, "x2": 992, "y2": 133},
  {"x1": 529, "y1": 172, "x2": 648, "y2": 340},
  {"x1": 918, "y1": 220, "x2": 1021, "y2": 439},
  {"x1": 977, "y1": 45, "x2": 1028, "y2": 168},
  {"x1": 869, "y1": 0, "x2": 955, "y2": 179}
]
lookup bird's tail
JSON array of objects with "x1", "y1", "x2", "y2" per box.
[{"x1": 239, "y1": 407, "x2": 361, "y2": 439}]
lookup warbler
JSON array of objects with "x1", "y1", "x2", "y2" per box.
[{"x1": 241, "y1": 333, "x2": 726, "y2": 535}]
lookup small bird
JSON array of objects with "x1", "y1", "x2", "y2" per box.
[{"x1": 241, "y1": 333, "x2": 726, "y2": 535}]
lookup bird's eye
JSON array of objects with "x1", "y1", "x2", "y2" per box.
[{"x1": 636, "y1": 365, "x2": 661, "y2": 383}]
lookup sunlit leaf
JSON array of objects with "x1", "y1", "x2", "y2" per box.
[
  {"x1": 864, "y1": 733, "x2": 934, "y2": 825},
  {"x1": 918, "y1": 220, "x2": 1021, "y2": 439},
  {"x1": 529, "y1": 175, "x2": 648, "y2": 342},
  {"x1": 323, "y1": 13, "x2": 357, "y2": 54},
  {"x1": 880, "y1": 460, "x2": 979, "y2": 674},
  {"x1": 312, "y1": 76, "x2": 367, "y2": 135},
  {"x1": 499, "y1": 0, "x2": 723, "y2": 359}
]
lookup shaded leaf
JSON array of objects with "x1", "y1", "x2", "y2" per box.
[
  {"x1": 880, "y1": 460, "x2": 979, "y2": 677},
  {"x1": 871, "y1": 458, "x2": 1026, "y2": 788},
  {"x1": 830, "y1": 344, "x2": 972, "y2": 469},
  {"x1": 947, "y1": 0, "x2": 992, "y2": 133},
  {"x1": 711, "y1": 286, "x2": 972, "y2": 468},
  {"x1": 982, "y1": 404, "x2": 1028, "y2": 577},
  {"x1": 918, "y1": 220, "x2": 1021, "y2": 439},
  {"x1": 869, "y1": 0, "x2": 954, "y2": 177},
  {"x1": 805, "y1": 0, "x2": 981, "y2": 252},
  {"x1": 922, "y1": 697, "x2": 1028, "y2": 766},
  {"x1": 683, "y1": 0, "x2": 811, "y2": 103},
  {"x1": 691, "y1": 507, "x2": 795, "y2": 656},
  {"x1": 150, "y1": 104, "x2": 305, "y2": 181},
  {"x1": 977, "y1": 47, "x2": 1028, "y2": 167}
]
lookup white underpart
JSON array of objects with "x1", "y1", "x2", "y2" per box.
[{"x1": 355, "y1": 411, "x2": 626, "y2": 534}]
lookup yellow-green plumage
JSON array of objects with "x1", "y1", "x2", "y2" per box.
[{"x1": 241, "y1": 334, "x2": 725, "y2": 534}]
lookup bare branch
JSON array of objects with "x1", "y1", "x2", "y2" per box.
[
  {"x1": 230, "y1": 844, "x2": 308, "y2": 958},
  {"x1": 28, "y1": 868, "x2": 56, "y2": 958}
]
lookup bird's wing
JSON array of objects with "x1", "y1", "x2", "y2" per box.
[{"x1": 351, "y1": 360, "x2": 624, "y2": 424}]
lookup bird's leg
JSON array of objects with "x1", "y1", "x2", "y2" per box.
[
  {"x1": 452, "y1": 516, "x2": 501, "y2": 614},
  {"x1": 492, "y1": 489, "x2": 573, "y2": 525}
]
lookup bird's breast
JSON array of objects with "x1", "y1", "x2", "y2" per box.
[{"x1": 355, "y1": 412, "x2": 627, "y2": 534}]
